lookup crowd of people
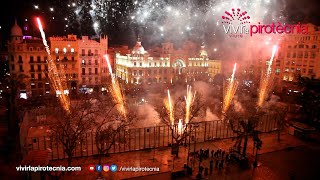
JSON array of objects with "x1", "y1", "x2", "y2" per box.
[{"x1": 190, "y1": 148, "x2": 232, "y2": 179}]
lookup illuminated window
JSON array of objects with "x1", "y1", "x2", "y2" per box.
[
  {"x1": 55, "y1": 48, "x2": 59, "y2": 54},
  {"x1": 71, "y1": 48, "x2": 74, "y2": 53},
  {"x1": 63, "y1": 48, "x2": 67, "y2": 54}
]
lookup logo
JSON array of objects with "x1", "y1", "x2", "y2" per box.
[
  {"x1": 220, "y1": 8, "x2": 308, "y2": 38},
  {"x1": 110, "y1": 164, "x2": 117, "y2": 172},
  {"x1": 88, "y1": 165, "x2": 95, "y2": 172},
  {"x1": 96, "y1": 164, "x2": 102, "y2": 172},
  {"x1": 103, "y1": 165, "x2": 110, "y2": 172}
]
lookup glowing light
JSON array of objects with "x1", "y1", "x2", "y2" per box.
[
  {"x1": 36, "y1": 18, "x2": 70, "y2": 112},
  {"x1": 177, "y1": 119, "x2": 183, "y2": 135},
  {"x1": 185, "y1": 85, "x2": 196, "y2": 124},
  {"x1": 34, "y1": 5, "x2": 39, "y2": 9},
  {"x1": 164, "y1": 89, "x2": 174, "y2": 126},
  {"x1": 223, "y1": 63, "x2": 238, "y2": 114},
  {"x1": 258, "y1": 45, "x2": 277, "y2": 107},
  {"x1": 93, "y1": 22, "x2": 99, "y2": 29},
  {"x1": 104, "y1": 55, "x2": 126, "y2": 117},
  {"x1": 50, "y1": 7, "x2": 54, "y2": 12}
]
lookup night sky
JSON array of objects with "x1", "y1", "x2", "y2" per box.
[{"x1": 1, "y1": 0, "x2": 320, "y2": 48}]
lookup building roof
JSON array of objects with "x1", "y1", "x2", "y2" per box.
[
  {"x1": 11, "y1": 19, "x2": 23, "y2": 37},
  {"x1": 132, "y1": 39, "x2": 146, "y2": 54}
]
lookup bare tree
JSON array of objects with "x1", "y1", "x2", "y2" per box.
[
  {"x1": 50, "y1": 97, "x2": 98, "y2": 166},
  {"x1": 157, "y1": 93, "x2": 204, "y2": 157},
  {"x1": 226, "y1": 101, "x2": 265, "y2": 157},
  {"x1": 94, "y1": 105, "x2": 137, "y2": 165},
  {"x1": 2, "y1": 73, "x2": 28, "y2": 135},
  {"x1": 269, "y1": 103, "x2": 287, "y2": 142}
]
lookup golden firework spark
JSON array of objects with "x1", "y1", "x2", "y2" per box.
[
  {"x1": 104, "y1": 55, "x2": 126, "y2": 117},
  {"x1": 36, "y1": 18, "x2": 70, "y2": 112},
  {"x1": 223, "y1": 63, "x2": 238, "y2": 114},
  {"x1": 177, "y1": 119, "x2": 183, "y2": 135},
  {"x1": 164, "y1": 89, "x2": 174, "y2": 126},
  {"x1": 258, "y1": 45, "x2": 277, "y2": 107},
  {"x1": 184, "y1": 85, "x2": 196, "y2": 124}
]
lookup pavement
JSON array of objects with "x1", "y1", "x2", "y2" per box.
[{"x1": 47, "y1": 131, "x2": 309, "y2": 180}]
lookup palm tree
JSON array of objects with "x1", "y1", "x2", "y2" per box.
[{"x1": 2, "y1": 73, "x2": 28, "y2": 135}]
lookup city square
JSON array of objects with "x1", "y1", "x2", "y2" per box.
[{"x1": 0, "y1": 0, "x2": 320, "y2": 180}]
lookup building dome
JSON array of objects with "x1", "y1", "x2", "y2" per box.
[
  {"x1": 132, "y1": 39, "x2": 146, "y2": 54},
  {"x1": 199, "y1": 45, "x2": 208, "y2": 56},
  {"x1": 11, "y1": 19, "x2": 23, "y2": 37}
]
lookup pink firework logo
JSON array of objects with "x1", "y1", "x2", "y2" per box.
[{"x1": 221, "y1": 8, "x2": 250, "y2": 25}]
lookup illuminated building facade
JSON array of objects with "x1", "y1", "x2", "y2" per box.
[
  {"x1": 49, "y1": 35, "x2": 79, "y2": 95},
  {"x1": 207, "y1": 60, "x2": 222, "y2": 80},
  {"x1": 276, "y1": 24, "x2": 320, "y2": 81},
  {"x1": 78, "y1": 35, "x2": 109, "y2": 93},
  {"x1": 115, "y1": 40, "x2": 210, "y2": 84},
  {"x1": 8, "y1": 20, "x2": 50, "y2": 98}
]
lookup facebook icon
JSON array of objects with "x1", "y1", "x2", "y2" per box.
[
  {"x1": 110, "y1": 164, "x2": 117, "y2": 172},
  {"x1": 96, "y1": 164, "x2": 102, "y2": 172}
]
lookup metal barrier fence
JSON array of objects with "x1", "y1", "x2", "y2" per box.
[{"x1": 26, "y1": 115, "x2": 278, "y2": 160}]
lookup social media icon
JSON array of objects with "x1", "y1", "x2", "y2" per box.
[
  {"x1": 103, "y1": 165, "x2": 109, "y2": 172},
  {"x1": 110, "y1": 164, "x2": 117, "y2": 172},
  {"x1": 96, "y1": 164, "x2": 102, "y2": 172},
  {"x1": 88, "y1": 165, "x2": 95, "y2": 172}
]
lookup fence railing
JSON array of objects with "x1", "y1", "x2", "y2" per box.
[{"x1": 26, "y1": 115, "x2": 279, "y2": 160}]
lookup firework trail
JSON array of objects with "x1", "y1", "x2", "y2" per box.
[
  {"x1": 258, "y1": 45, "x2": 277, "y2": 107},
  {"x1": 104, "y1": 55, "x2": 126, "y2": 117},
  {"x1": 223, "y1": 63, "x2": 238, "y2": 113},
  {"x1": 184, "y1": 85, "x2": 196, "y2": 124},
  {"x1": 164, "y1": 89, "x2": 174, "y2": 126},
  {"x1": 36, "y1": 18, "x2": 70, "y2": 112}
]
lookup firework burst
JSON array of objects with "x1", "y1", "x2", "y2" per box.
[{"x1": 184, "y1": 85, "x2": 196, "y2": 124}]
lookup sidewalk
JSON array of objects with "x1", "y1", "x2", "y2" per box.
[{"x1": 50, "y1": 131, "x2": 306, "y2": 180}]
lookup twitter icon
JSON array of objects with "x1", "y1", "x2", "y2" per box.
[{"x1": 110, "y1": 164, "x2": 117, "y2": 172}]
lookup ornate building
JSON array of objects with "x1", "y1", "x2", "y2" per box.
[
  {"x1": 7, "y1": 20, "x2": 50, "y2": 97},
  {"x1": 115, "y1": 40, "x2": 210, "y2": 84}
]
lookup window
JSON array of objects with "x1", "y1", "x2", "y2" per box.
[
  {"x1": 88, "y1": 49, "x2": 92, "y2": 56},
  {"x1": 82, "y1": 49, "x2": 85, "y2": 56},
  {"x1": 45, "y1": 65, "x2": 48, "y2": 71},
  {"x1": 304, "y1": 52, "x2": 308, "y2": 58},
  {"x1": 82, "y1": 68, "x2": 85, "y2": 75},
  {"x1": 38, "y1": 82, "x2": 43, "y2": 88},
  {"x1": 140, "y1": 62, "x2": 142, "y2": 67},
  {"x1": 95, "y1": 68, "x2": 98, "y2": 74},
  {"x1": 139, "y1": 70, "x2": 142, "y2": 75},
  {"x1": 55, "y1": 48, "x2": 59, "y2": 54},
  {"x1": 30, "y1": 65, "x2": 34, "y2": 71},
  {"x1": 38, "y1": 73, "x2": 42, "y2": 80},
  {"x1": 95, "y1": 59, "x2": 98, "y2": 65},
  {"x1": 299, "y1": 45, "x2": 304, "y2": 48},
  {"x1": 63, "y1": 48, "x2": 67, "y2": 54},
  {"x1": 89, "y1": 68, "x2": 92, "y2": 75},
  {"x1": 18, "y1": 56, "x2": 22, "y2": 63},
  {"x1": 31, "y1": 74, "x2": 35, "y2": 79},
  {"x1": 71, "y1": 48, "x2": 74, "y2": 53},
  {"x1": 95, "y1": 49, "x2": 98, "y2": 55},
  {"x1": 37, "y1": 56, "x2": 41, "y2": 62},
  {"x1": 19, "y1": 65, "x2": 23, "y2": 72},
  {"x1": 38, "y1": 65, "x2": 41, "y2": 71},
  {"x1": 133, "y1": 70, "x2": 137, "y2": 75},
  {"x1": 298, "y1": 52, "x2": 303, "y2": 58},
  {"x1": 134, "y1": 62, "x2": 136, "y2": 66},
  {"x1": 30, "y1": 56, "x2": 34, "y2": 62},
  {"x1": 29, "y1": 47, "x2": 33, "y2": 51},
  {"x1": 287, "y1": 52, "x2": 291, "y2": 58},
  {"x1": 89, "y1": 60, "x2": 91, "y2": 65},
  {"x1": 312, "y1": 45, "x2": 317, "y2": 49}
]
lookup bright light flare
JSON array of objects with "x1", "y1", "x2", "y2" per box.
[
  {"x1": 36, "y1": 18, "x2": 70, "y2": 112},
  {"x1": 164, "y1": 89, "x2": 174, "y2": 126},
  {"x1": 258, "y1": 45, "x2": 277, "y2": 107},
  {"x1": 104, "y1": 55, "x2": 126, "y2": 118},
  {"x1": 223, "y1": 63, "x2": 238, "y2": 114},
  {"x1": 184, "y1": 85, "x2": 196, "y2": 124}
]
